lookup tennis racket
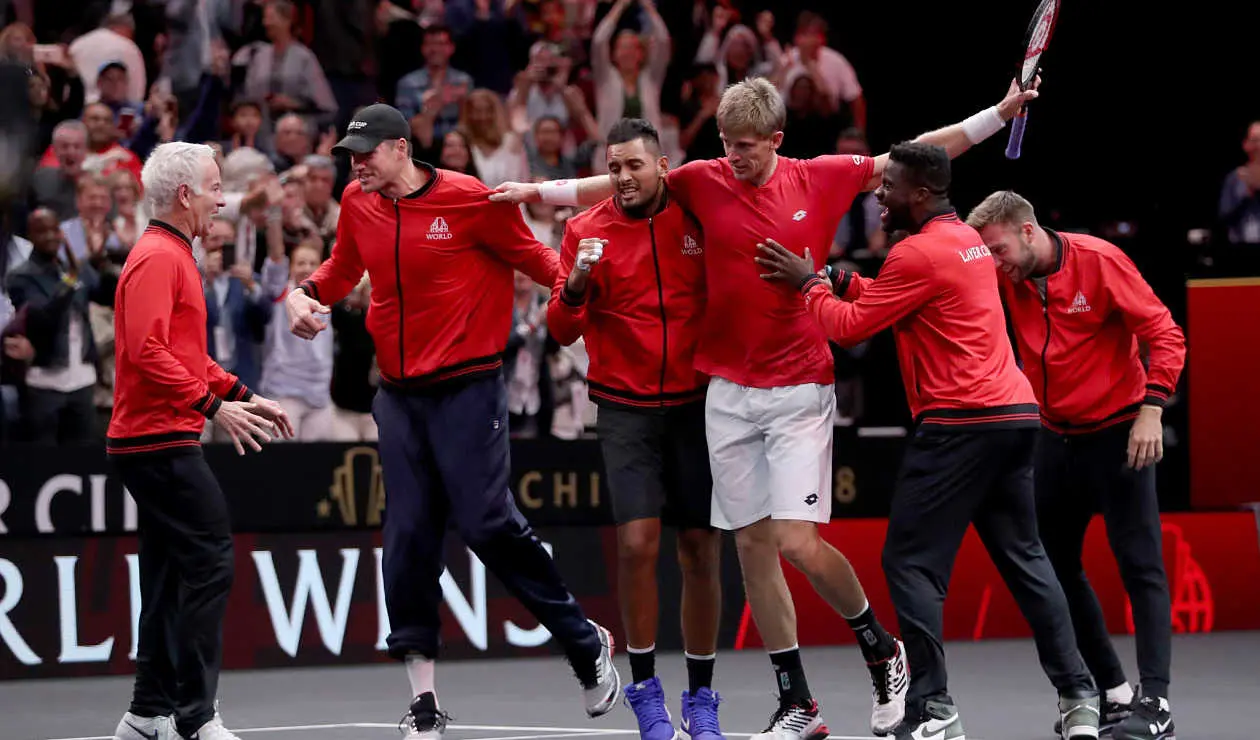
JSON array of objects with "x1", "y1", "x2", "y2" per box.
[{"x1": 1005, "y1": 0, "x2": 1061, "y2": 159}]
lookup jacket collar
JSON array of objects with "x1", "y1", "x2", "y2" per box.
[{"x1": 147, "y1": 219, "x2": 193, "y2": 251}]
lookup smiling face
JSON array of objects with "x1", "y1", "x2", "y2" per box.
[
  {"x1": 979, "y1": 222, "x2": 1040, "y2": 283},
  {"x1": 873, "y1": 160, "x2": 918, "y2": 234},
  {"x1": 187, "y1": 156, "x2": 227, "y2": 240}
]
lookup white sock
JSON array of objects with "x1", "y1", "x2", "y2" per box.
[
  {"x1": 841, "y1": 598, "x2": 870, "y2": 621},
  {"x1": 405, "y1": 654, "x2": 436, "y2": 702},
  {"x1": 1106, "y1": 683, "x2": 1134, "y2": 705}
]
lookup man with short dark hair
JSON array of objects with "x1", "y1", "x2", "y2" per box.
[
  {"x1": 284, "y1": 103, "x2": 620, "y2": 740},
  {"x1": 755, "y1": 143, "x2": 1100, "y2": 740},
  {"x1": 548, "y1": 118, "x2": 723, "y2": 740},
  {"x1": 395, "y1": 25, "x2": 473, "y2": 143}
]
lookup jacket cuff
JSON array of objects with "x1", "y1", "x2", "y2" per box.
[
  {"x1": 799, "y1": 274, "x2": 827, "y2": 296},
  {"x1": 298, "y1": 279, "x2": 320, "y2": 303},
  {"x1": 229, "y1": 380, "x2": 253, "y2": 402},
  {"x1": 195, "y1": 392, "x2": 223, "y2": 419},
  {"x1": 834, "y1": 269, "x2": 854, "y2": 297},
  {"x1": 1143, "y1": 383, "x2": 1171, "y2": 408}
]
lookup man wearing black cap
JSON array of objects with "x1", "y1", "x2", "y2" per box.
[{"x1": 283, "y1": 104, "x2": 622, "y2": 740}]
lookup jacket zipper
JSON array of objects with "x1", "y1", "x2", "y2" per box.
[
  {"x1": 393, "y1": 199, "x2": 405, "y2": 378},
  {"x1": 1040, "y1": 284, "x2": 1051, "y2": 407},
  {"x1": 648, "y1": 216, "x2": 668, "y2": 402}
]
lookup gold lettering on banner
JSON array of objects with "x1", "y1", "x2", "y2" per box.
[
  {"x1": 326, "y1": 447, "x2": 386, "y2": 526},
  {"x1": 515, "y1": 470, "x2": 602, "y2": 510},
  {"x1": 518, "y1": 471, "x2": 543, "y2": 509},
  {"x1": 554, "y1": 472, "x2": 578, "y2": 508},
  {"x1": 834, "y1": 466, "x2": 857, "y2": 504}
]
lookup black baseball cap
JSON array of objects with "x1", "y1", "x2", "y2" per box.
[{"x1": 333, "y1": 104, "x2": 411, "y2": 155}]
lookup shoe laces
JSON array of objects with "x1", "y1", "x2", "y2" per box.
[
  {"x1": 624, "y1": 683, "x2": 670, "y2": 728},
  {"x1": 867, "y1": 659, "x2": 891, "y2": 705},
  {"x1": 1133, "y1": 696, "x2": 1166, "y2": 720},
  {"x1": 398, "y1": 703, "x2": 453, "y2": 737},
  {"x1": 762, "y1": 699, "x2": 814, "y2": 734},
  {"x1": 688, "y1": 691, "x2": 722, "y2": 736}
]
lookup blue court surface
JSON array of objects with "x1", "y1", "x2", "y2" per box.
[{"x1": 14, "y1": 633, "x2": 1255, "y2": 740}]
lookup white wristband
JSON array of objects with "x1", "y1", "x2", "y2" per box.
[
  {"x1": 539, "y1": 179, "x2": 580, "y2": 206},
  {"x1": 961, "y1": 106, "x2": 1006, "y2": 144}
]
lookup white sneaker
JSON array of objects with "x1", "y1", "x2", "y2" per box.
[
  {"x1": 582, "y1": 620, "x2": 621, "y2": 718},
  {"x1": 186, "y1": 712, "x2": 241, "y2": 740},
  {"x1": 869, "y1": 639, "x2": 910, "y2": 736},
  {"x1": 750, "y1": 700, "x2": 828, "y2": 740},
  {"x1": 113, "y1": 712, "x2": 176, "y2": 740}
]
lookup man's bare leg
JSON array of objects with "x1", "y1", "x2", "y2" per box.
[
  {"x1": 677, "y1": 528, "x2": 722, "y2": 696},
  {"x1": 617, "y1": 518, "x2": 661, "y2": 683}
]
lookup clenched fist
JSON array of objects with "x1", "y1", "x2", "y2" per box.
[{"x1": 565, "y1": 238, "x2": 607, "y2": 296}]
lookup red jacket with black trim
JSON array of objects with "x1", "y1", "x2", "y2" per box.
[
  {"x1": 547, "y1": 195, "x2": 707, "y2": 410},
  {"x1": 107, "y1": 220, "x2": 252, "y2": 455},
  {"x1": 998, "y1": 230, "x2": 1186, "y2": 434},
  {"x1": 808, "y1": 212, "x2": 1039, "y2": 431},
  {"x1": 301, "y1": 164, "x2": 559, "y2": 392}
]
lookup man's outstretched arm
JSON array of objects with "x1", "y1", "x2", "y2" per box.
[
  {"x1": 863, "y1": 77, "x2": 1041, "y2": 191},
  {"x1": 489, "y1": 176, "x2": 614, "y2": 207}
]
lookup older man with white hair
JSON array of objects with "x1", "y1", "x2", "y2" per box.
[{"x1": 106, "y1": 142, "x2": 293, "y2": 740}]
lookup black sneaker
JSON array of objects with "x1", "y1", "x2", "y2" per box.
[
  {"x1": 1053, "y1": 698, "x2": 1132, "y2": 735},
  {"x1": 1112, "y1": 696, "x2": 1174, "y2": 740},
  {"x1": 399, "y1": 692, "x2": 451, "y2": 740}
]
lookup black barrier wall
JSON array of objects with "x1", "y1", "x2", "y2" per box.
[{"x1": 0, "y1": 433, "x2": 908, "y2": 537}]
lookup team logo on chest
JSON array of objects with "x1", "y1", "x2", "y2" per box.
[
  {"x1": 427, "y1": 216, "x2": 454, "y2": 241},
  {"x1": 1067, "y1": 291, "x2": 1092, "y2": 313},
  {"x1": 681, "y1": 234, "x2": 703, "y2": 256}
]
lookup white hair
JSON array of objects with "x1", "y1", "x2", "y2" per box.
[
  {"x1": 52, "y1": 119, "x2": 86, "y2": 141},
  {"x1": 221, "y1": 147, "x2": 275, "y2": 192},
  {"x1": 142, "y1": 142, "x2": 216, "y2": 215}
]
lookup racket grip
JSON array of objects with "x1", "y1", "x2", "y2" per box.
[{"x1": 1005, "y1": 114, "x2": 1028, "y2": 160}]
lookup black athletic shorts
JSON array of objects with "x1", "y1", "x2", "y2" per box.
[{"x1": 596, "y1": 401, "x2": 713, "y2": 529}]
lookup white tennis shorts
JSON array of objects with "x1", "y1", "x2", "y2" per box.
[{"x1": 704, "y1": 377, "x2": 835, "y2": 530}]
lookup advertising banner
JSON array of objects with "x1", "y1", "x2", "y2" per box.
[{"x1": 0, "y1": 432, "x2": 907, "y2": 537}]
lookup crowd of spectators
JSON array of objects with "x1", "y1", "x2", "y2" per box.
[{"x1": 0, "y1": 0, "x2": 1248, "y2": 448}]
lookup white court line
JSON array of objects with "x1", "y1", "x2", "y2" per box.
[{"x1": 44, "y1": 723, "x2": 888, "y2": 740}]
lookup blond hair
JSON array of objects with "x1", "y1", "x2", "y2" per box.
[
  {"x1": 717, "y1": 77, "x2": 786, "y2": 138},
  {"x1": 965, "y1": 190, "x2": 1038, "y2": 232}
]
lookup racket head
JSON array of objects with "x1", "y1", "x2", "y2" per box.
[{"x1": 1018, "y1": 0, "x2": 1061, "y2": 90}]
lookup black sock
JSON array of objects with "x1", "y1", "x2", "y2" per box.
[
  {"x1": 769, "y1": 648, "x2": 811, "y2": 705},
  {"x1": 686, "y1": 652, "x2": 715, "y2": 694},
  {"x1": 628, "y1": 646, "x2": 656, "y2": 683},
  {"x1": 846, "y1": 603, "x2": 896, "y2": 663}
]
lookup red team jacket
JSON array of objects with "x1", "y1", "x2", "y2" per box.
[
  {"x1": 808, "y1": 213, "x2": 1040, "y2": 431},
  {"x1": 301, "y1": 164, "x2": 559, "y2": 390},
  {"x1": 998, "y1": 230, "x2": 1186, "y2": 434},
  {"x1": 665, "y1": 154, "x2": 874, "y2": 389},
  {"x1": 547, "y1": 195, "x2": 707, "y2": 409},
  {"x1": 107, "y1": 221, "x2": 253, "y2": 454}
]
